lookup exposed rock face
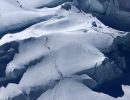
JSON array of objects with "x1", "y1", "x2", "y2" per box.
[
  {"x1": 98, "y1": 0, "x2": 130, "y2": 12},
  {"x1": 117, "y1": 0, "x2": 130, "y2": 11},
  {"x1": 75, "y1": 0, "x2": 105, "y2": 13},
  {"x1": 74, "y1": 0, "x2": 130, "y2": 31}
]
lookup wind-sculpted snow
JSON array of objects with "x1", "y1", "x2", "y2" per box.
[
  {"x1": 5, "y1": 0, "x2": 73, "y2": 9},
  {"x1": 37, "y1": 79, "x2": 130, "y2": 100},
  {"x1": 0, "y1": 0, "x2": 60, "y2": 35},
  {"x1": 0, "y1": 0, "x2": 130, "y2": 100}
]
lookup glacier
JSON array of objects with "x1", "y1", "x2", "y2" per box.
[{"x1": 0, "y1": 0, "x2": 130, "y2": 100}]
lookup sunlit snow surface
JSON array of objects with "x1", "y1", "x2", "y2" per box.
[{"x1": 0, "y1": 0, "x2": 130, "y2": 100}]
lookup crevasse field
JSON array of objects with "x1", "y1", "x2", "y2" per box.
[{"x1": 0, "y1": 0, "x2": 130, "y2": 100}]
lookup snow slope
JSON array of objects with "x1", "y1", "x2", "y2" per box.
[
  {"x1": 0, "y1": 0, "x2": 60, "y2": 35},
  {"x1": 38, "y1": 79, "x2": 130, "y2": 100},
  {"x1": 0, "y1": 0, "x2": 129, "y2": 100},
  {"x1": 5, "y1": 0, "x2": 73, "y2": 9}
]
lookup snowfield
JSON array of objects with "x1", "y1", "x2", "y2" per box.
[{"x1": 0, "y1": 0, "x2": 130, "y2": 100}]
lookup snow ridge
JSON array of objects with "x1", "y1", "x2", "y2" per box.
[{"x1": 0, "y1": 0, "x2": 130, "y2": 100}]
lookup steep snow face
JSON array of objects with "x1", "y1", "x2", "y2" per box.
[
  {"x1": 0, "y1": 0, "x2": 129, "y2": 100},
  {"x1": 98, "y1": 0, "x2": 130, "y2": 31},
  {"x1": 75, "y1": 0, "x2": 130, "y2": 31},
  {"x1": 97, "y1": 0, "x2": 130, "y2": 12},
  {"x1": 6, "y1": 38, "x2": 50, "y2": 79},
  {"x1": 76, "y1": 0, "x2": 105, "y2": 13},
  {"x1": 0, "y1": 11, "x2": 54, "y2": 34},
  {"x1": 37, "y1": 79, "x2": 130, "y2": 100},
  {"x1": 117, "y1": 0, "x2": 130, "y2": 11},
  {"x1": 0, "y1": 84, "x2": 25, "y2": 100},
  {"x1": 37, "y1": 79, "x2": 114, "y2": 100}
]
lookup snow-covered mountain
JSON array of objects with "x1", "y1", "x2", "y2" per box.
[{"x1": 0, "y1": 0, "x2": 130, "y2": 100}]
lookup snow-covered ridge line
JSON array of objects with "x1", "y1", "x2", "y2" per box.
[
  {"x1": 0, "y1": 2, "x2": 61, "y2": 36},
  {"x1": 0, "y1": 0, "x2": 130, "y2": 100}
]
